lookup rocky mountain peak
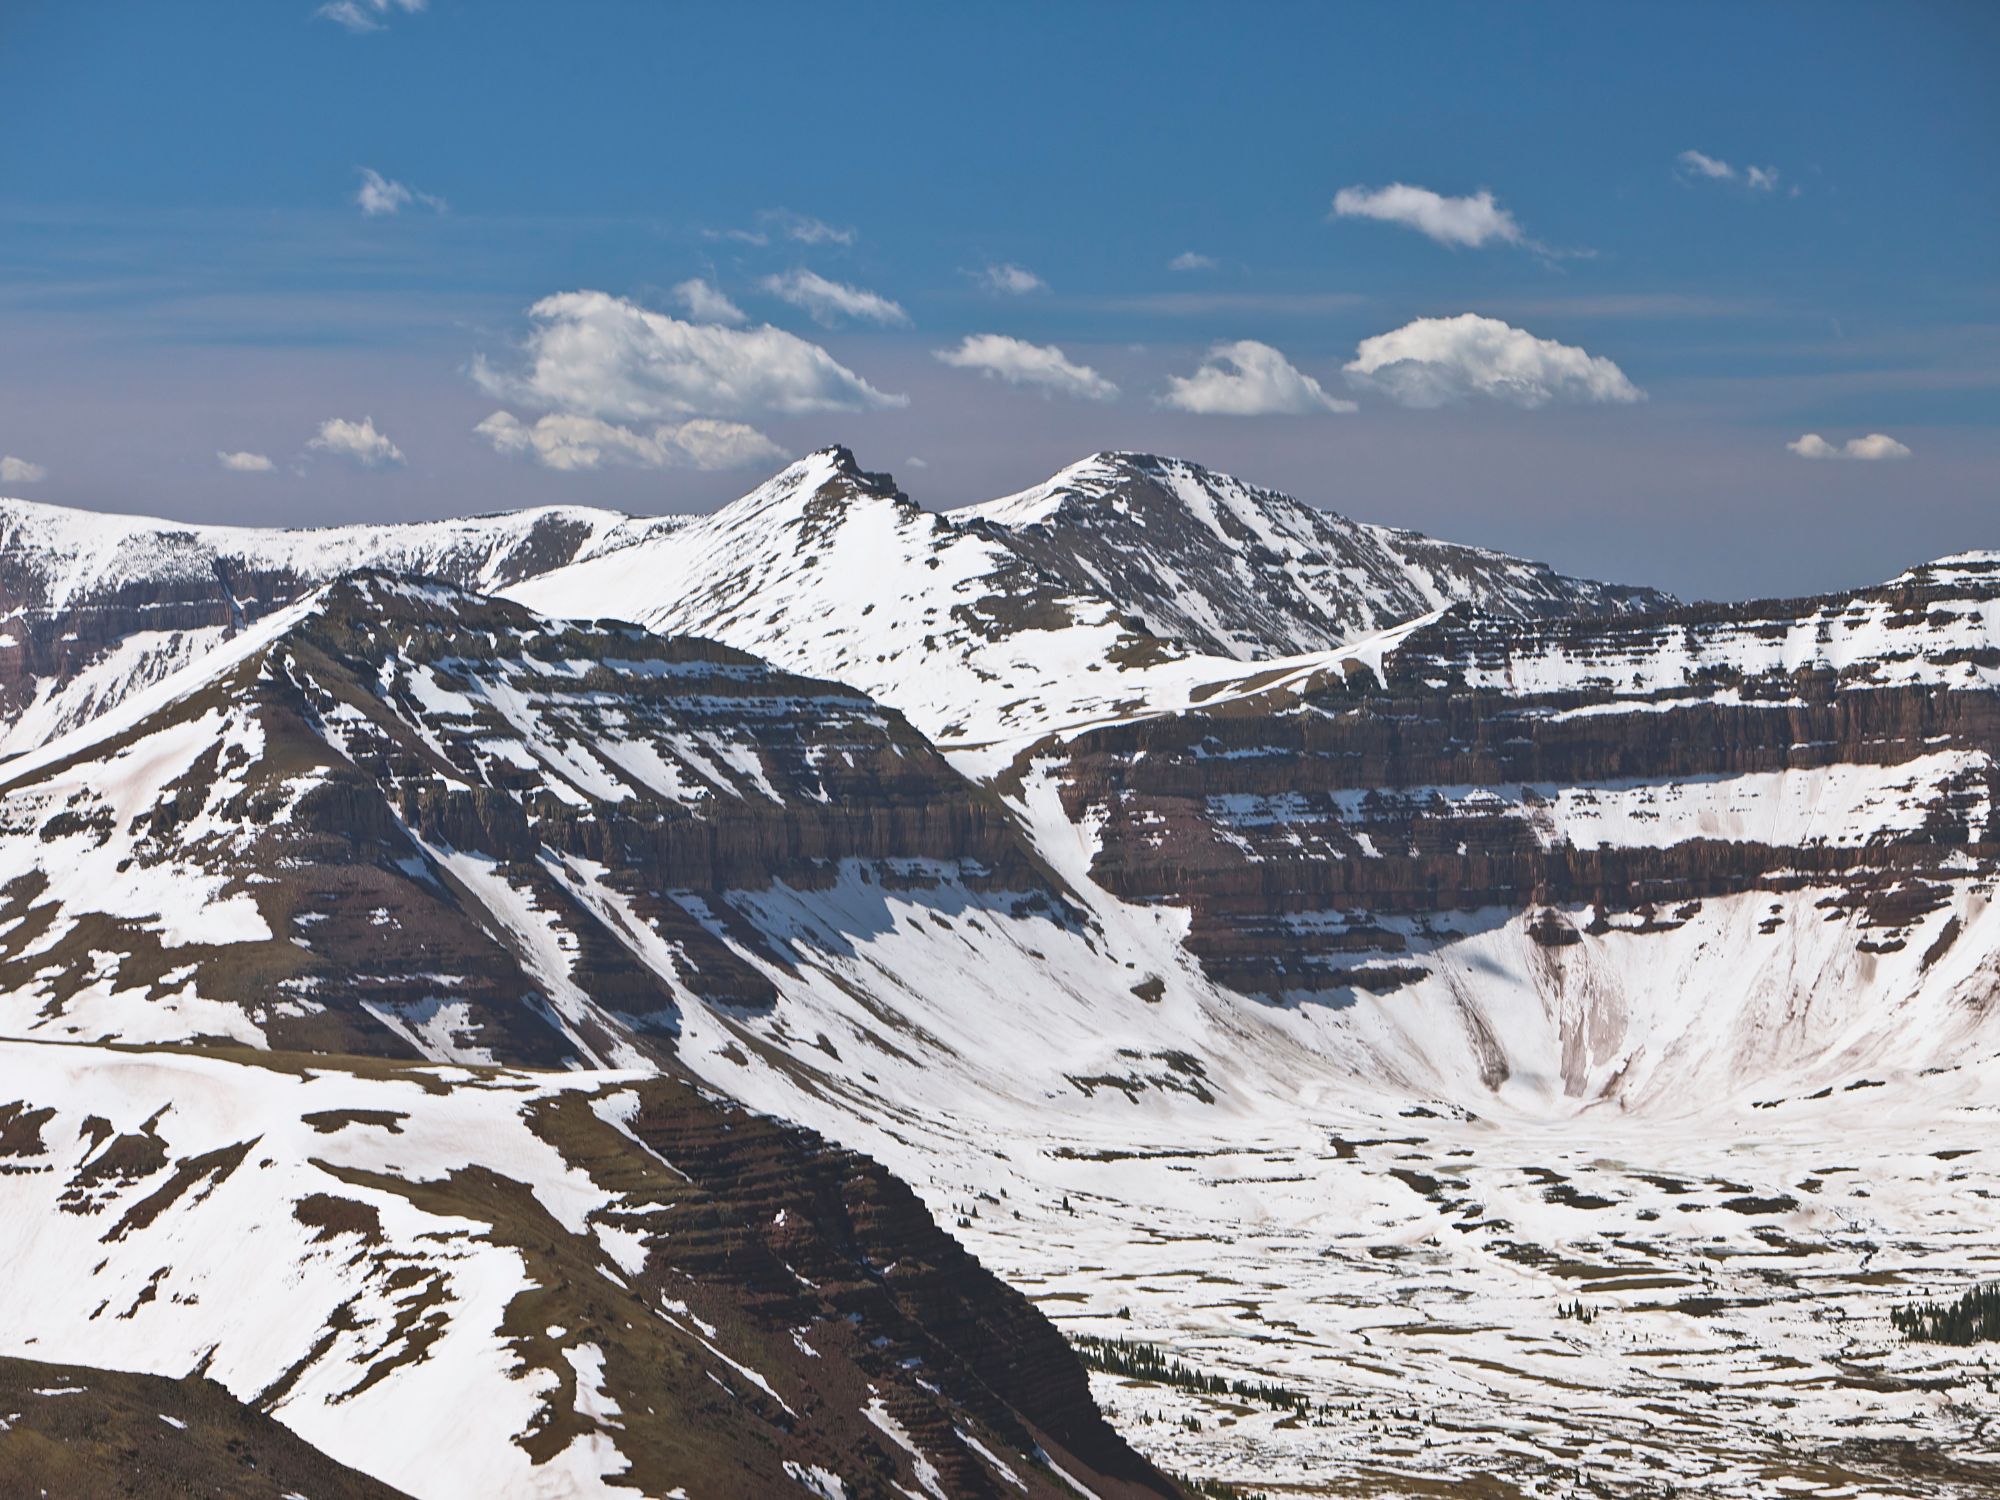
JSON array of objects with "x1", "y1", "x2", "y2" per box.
[
  {"x1": 701, "y1": 444, "x2": 913, "y2": 544},
  {"x1": 961, "y1": 449, "x2": 1676, "y2": 660}
]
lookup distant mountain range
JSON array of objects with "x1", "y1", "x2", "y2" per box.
[{"x1": 0, "y1": 447, "x2": 1668, "y2": 755}]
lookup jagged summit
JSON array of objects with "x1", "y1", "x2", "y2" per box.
[
  {"x1": 507, "y1": 447, "x2": 1175, "y2": 748},
  {"x1": 809, "y1": 440, "x2": 901, "y2": 490},
  {"x1": 692, "y1": 442, "x2": 912, "y2": 539},
  {"x1": 963, "y1": 449, "x2": 1676, "y2": 657}
]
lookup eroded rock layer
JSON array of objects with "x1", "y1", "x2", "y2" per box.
[{"x1": 1044, "y1": 559, "x2": 2000, "y2": 1002}]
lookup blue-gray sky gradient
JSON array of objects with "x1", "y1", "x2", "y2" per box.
[{"x1": 1, "y1": 0, "x2": 1993, "y2": 600}]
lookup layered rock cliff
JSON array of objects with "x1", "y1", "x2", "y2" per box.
[
  {"x1": 0, "y1": 571, "x2": 1065, "y2": 1065},
  {"x1": 1027, "y1": 554, "x2": 1999, "y2": 1101}
]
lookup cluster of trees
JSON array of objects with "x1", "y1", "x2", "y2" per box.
[
  {"x1": 1177, "y1": 1474, "x2": 1265, "y2": 1500},
  {"x1": 1070, "y1": 1333, "x2": 1315, "y2": 1415},
  {"x1": 1892, "y1": 1281, "x2": 2000, "y2": 1345}
]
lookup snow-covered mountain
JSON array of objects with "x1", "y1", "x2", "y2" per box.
[
  {"x1": 507, "y1": 446, "x2": 1666, "y2": 753},
  {"x1": 0, "y1": 495, "x2": 674, "y2": 755},
  {"x1": 0, "y1": 449, "x2": 1663, "y2": 761},
  {"x1": 506, "y1": 447, "x2": 1194, "y2": 750},
  {"x1": 0, "y1": 569, "x2": 1175, "y2": 1499},
  {"x1": 965, "y1": 451, "x2": 1672, "y2": 657},
  {"x1": 0, "y1": 1042, "x2": 1169, "y2": 1500},
  {"x1": 1, "y1": 450, "x2": 1995, "y2": 1498}
]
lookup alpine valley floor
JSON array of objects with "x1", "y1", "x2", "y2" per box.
[
  {"x1": 671, "y1": 875, "x2": 2000, "y2": 1500},
  {"x1": 834, "y1": 1055, "x2": 2000, "y2": 1498}
]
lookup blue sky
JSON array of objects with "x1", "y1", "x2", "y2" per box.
[{"x1": 1, "y1": 0, "x2": 1994, "y2": 598}]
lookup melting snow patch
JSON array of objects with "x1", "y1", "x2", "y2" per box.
[
  {"x1": 956, "y1": 1426, "x2": 1028, "y2": 1491},
  {"x1": 863, "y1": 1397, "x2": 949, "y2": 1500},
  {"x1": 784, "y1": 1461, "x2": 849, "y2": 1499}
]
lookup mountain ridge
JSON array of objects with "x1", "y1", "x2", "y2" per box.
[
  {"x1": 3, "y1": 446, "x2": 1676, "y2": 760},
  {"x1": 961, "y1": 449, "x2": 1674, "y2": 657},
  {"x1": 0, "y1": 494, "x2": 680, "y2": 757}
]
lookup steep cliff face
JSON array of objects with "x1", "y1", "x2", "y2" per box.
[
  {"x1": 0, "y1": 1043, "x2": 1177, "y2": 1500},
  {"x1": 0, "y1": 497, "x2": 669, "y2": 755},
  {"x1": 0, "y1": 572, "x2": 1063, "y2": 1066},
  {"x1": 963, "y1": 451, "x2": 1673, "y2": 658},
  {"x1": 1030, "y1": 556, "x2": 2000, "y2": 1103}
]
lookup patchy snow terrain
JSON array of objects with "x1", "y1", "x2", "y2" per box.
[
  {"x1": 0, "y1": 1040, "x2": 1170, "y2": 1499},
  {"x1": 0, "y1": 448, "x2": 1993, "y2": 1497}
]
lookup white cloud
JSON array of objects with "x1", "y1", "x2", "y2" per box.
[
  {"x1": 306, "y1": 416, "x2": 405, "y2": 467},
  {"x1": 1787, "y1": 431, "x2": 1911, "y2": 461},
  {"x1": 672, "y1": 277, "x2": 747, "y2": 326},
  {"x1": 217, "y1": 450, "x2": 275, "y2": 472},
  {"x1": 1846, "y1": 432, "x2": 1911, "y2": 460},
  {"x1": 709, "y1": 211, "x2": 858, "y2": 249},
  {"x1": 1160, "y1": 340, "x2": 1355, "y2": 416},
  {"x1": 316, "y1": 0, "x2": 424, "y2": 33},
  {"x1": 1332, "y1": 184, "x2": 1523, "y2": 248},
  {"x1": 933, "y1": 334, "x2": 1118, "y2": 401},
  {"x1": 770, "y1": 211, "x2": 855, "y2": 246},
  {"x1": 475, "y1": 411, "x2": 782, "y2": 472},
  {"x1": 356, "y1": 167, "x2": 444, "y2": 216},
  {"x1": 0, "y1": 455, "x2": 47, "y2": 485},
  {"x1": 973, "y1": 263, "x2": 1047, "y2": 295},
  {"x1": 1677, "y1": 150, "x2": 1735, "y2": 181},
  {"x1": 1677, "y1": 150, "x2": 1781, "y2": 192},
  {"x1": 1168, "y1": 251, "x2": 1218, "y2": 272},
  {"x1": 1344, "y1": 314, "x2": 1643, "y2": 409},
  {"x1": 761, "y1": 269, "x2": 909, "y2": 327},
  {"x1": 473, "y1": 290, "x2": 905, "y2": 420},
  {"x1": 904, "y1": 455, "x2": 929, "y2": 469}
]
